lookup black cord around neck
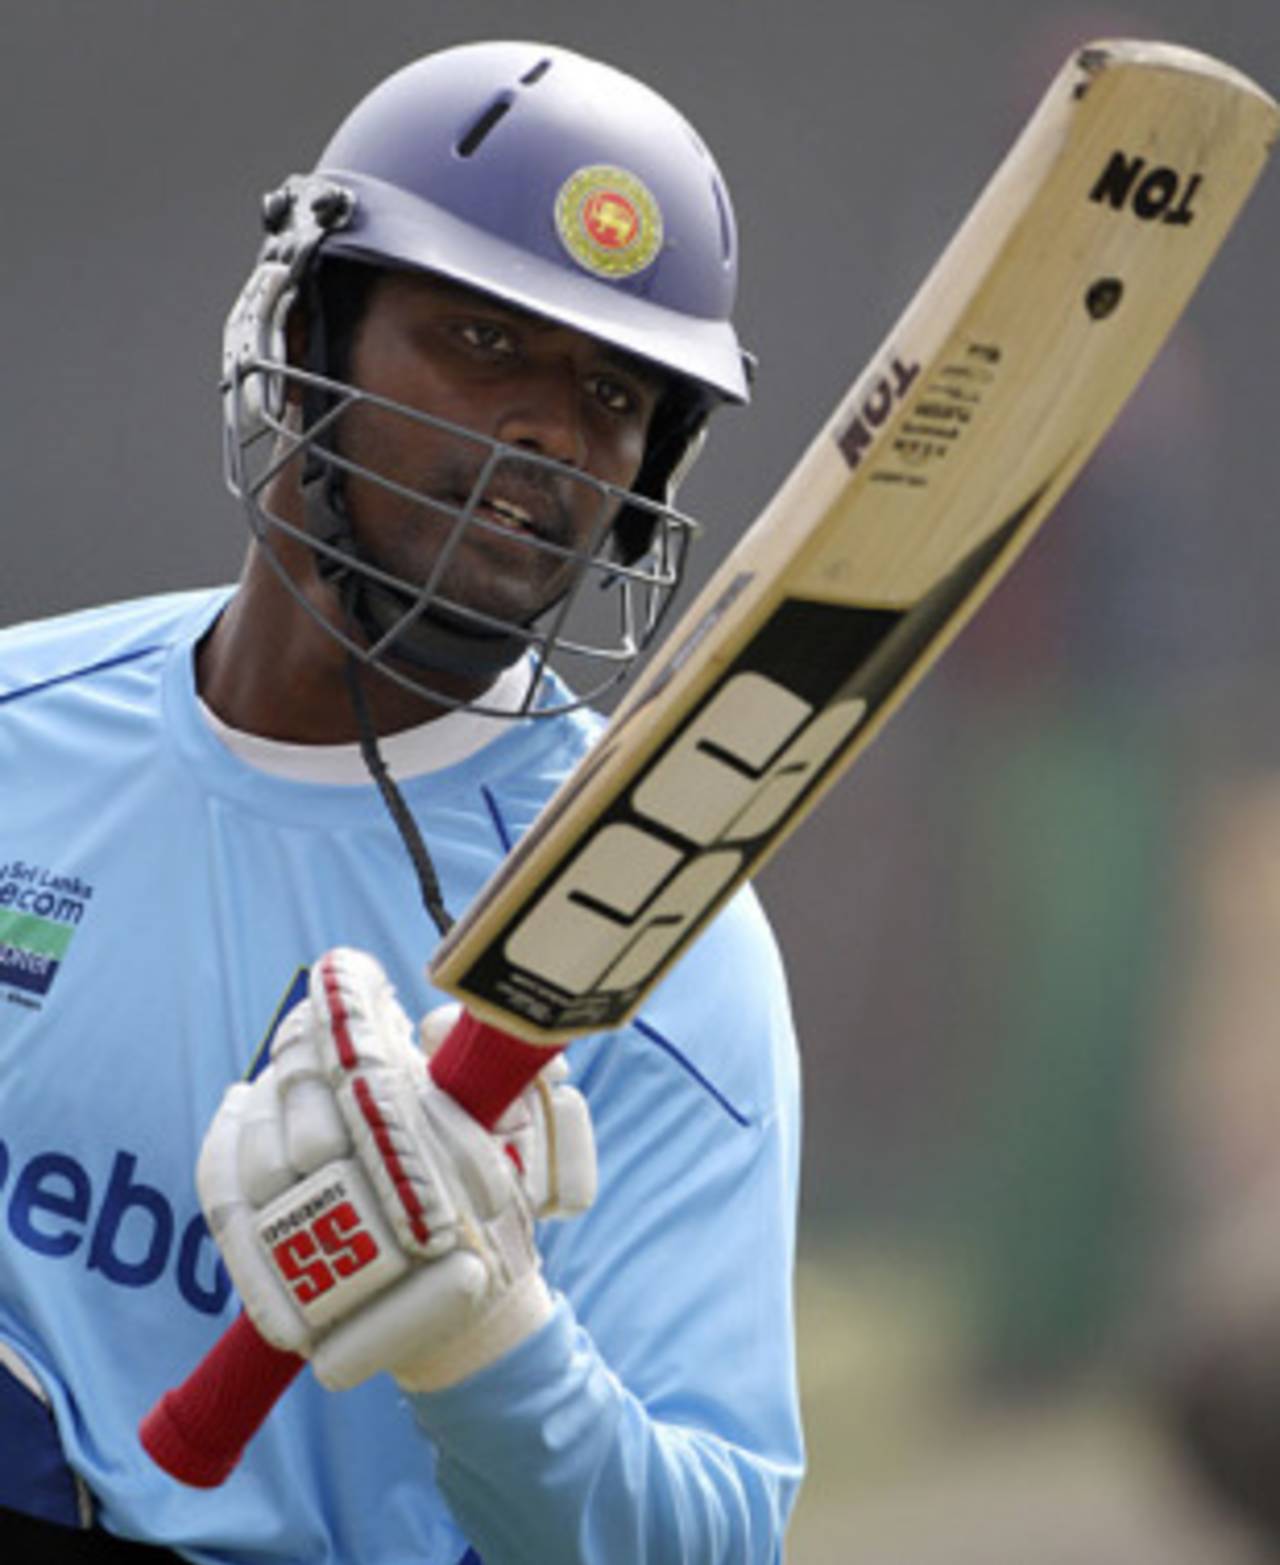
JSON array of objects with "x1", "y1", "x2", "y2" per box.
[{"x1": 343, "y1": 652, "x2": 455, "y2": 941}]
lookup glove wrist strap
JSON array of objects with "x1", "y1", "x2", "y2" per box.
[{"x1": 395, "y1": 1272, "x2": 554, "y2": 1393}]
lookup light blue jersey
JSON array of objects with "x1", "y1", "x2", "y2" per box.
[{"x1": 0, "y1": 590, "x2": 804, "y2": 1563}]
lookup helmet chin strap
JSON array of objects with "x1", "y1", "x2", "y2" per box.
[{"x1": 301, "y1": 466, "x2": 530, "y2": 682}]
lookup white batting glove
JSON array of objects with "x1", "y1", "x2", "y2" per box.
[{"x1": 197, "y1": 948, "x2": 596, "y2": 1393}]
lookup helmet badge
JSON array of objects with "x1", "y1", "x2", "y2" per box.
[{"x1": 555, "y1": 165, "x2": 663, "y2": 279}]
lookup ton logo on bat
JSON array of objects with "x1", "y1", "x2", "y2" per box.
[{"x1": 1089, "y1": 149, "x2": 1202, "y2": 224}]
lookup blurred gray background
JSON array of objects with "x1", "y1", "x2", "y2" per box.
[{"x1": 5, "y1": 2, "x2": 1280, "y2": 1560}]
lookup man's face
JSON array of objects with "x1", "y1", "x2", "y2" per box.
[{"x1": 330, "y1": 271, "x2": 664, "y2": 628}]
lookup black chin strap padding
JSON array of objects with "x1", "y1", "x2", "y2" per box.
[
  {"x1": 299, "y1": 268, "x2": 337, "y2": 491},
  {"x1": 612, "y1": 380, "x2": 713, "y2": 565},
  {"x1": 302, "y1": 468, "x2": 355, "y2": 581}
]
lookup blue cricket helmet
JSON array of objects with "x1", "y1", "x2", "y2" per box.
[{"x1": 313, "y1": 41, "x2": 749, "y2": 403}]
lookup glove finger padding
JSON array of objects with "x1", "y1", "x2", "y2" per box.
[
  {"x1": 270, "y1": 1005, "x2": 349, "y2": 1178},
  {"x1": 303, "y1": 953, "x2": 556, "y2": 1391},
  {"x1": 306, "y1": 951, "x2": 457, "y2": 1260},
  {"x1": 495, "y1": 1063, "x2": 597, "y2": 1220},
  {"x1": 196, "y1": 1079, "x2": 338, "y2": 1355}
]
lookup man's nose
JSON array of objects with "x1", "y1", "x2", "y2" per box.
[{"x1": 495, "y1": 359, "x2": 588, "y2": 469}]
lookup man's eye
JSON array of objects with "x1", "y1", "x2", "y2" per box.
[
  {"x1": 458, "y1": 322, "x2": 516, "y2": 355},
  {"x1": 590, "y1": 375, "x2": 640, "y2": 415}
]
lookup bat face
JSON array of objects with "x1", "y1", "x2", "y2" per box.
[
  {"x1": 430, "y1": 40, "x2": 1280, "y2": 1041},
  {"x1": 456, "y1": 599, "x2": 885, "y2": 1032},
  {"x1": 449, "y1": 563, "x2": 1011, "y2": 1035}
]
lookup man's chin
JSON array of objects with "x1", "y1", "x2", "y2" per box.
[
  {"x1": 412, "y1": 559, "x2": 570, "y2": 630},
  {"x1": 345, "y1": 571, "x2": 555, "y2": 679}
]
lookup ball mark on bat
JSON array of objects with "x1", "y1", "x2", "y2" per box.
[{"x1": 1085, "y1": 277, "x2": 1124, "y2": 319}]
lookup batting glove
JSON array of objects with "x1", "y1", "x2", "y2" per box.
[{"x1": 197, "y1": 948, "x2": 596, "y2": 1393}]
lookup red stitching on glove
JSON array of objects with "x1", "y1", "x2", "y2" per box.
[
  {"x1": 319, "y1": 956, "x2": 431, "y2": 1248},
  {"x1": 320, "y1": 957, "x2": 359, "y2": 1070},
  {"x1": 352, "y1": 1076, "x2": 431, "y2": 1247}
]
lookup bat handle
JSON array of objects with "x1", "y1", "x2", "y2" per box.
[
  {"x1": 139, "y1": 1011, "x2": 561, "y2": 1485},
  {"x1": 426, "y1": 1008, "x2": 565, "y2": 1130},
  {"x1": 139, "y1": 1313, "x2": 303, "y2": 1486}
]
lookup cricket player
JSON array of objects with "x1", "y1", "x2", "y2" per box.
[{"x1": 0, "y1": 40, "x2": 804, "y2": 1563}]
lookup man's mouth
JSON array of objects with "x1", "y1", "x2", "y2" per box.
[
  {"x1": 471, "y1": 483, "x2": 579, "y2": 551},
  {"x1": 480, "y1": 494, "x2": 540, "y2": 536},
  {"x1": 433, "y1": 457, "x2": 579, "y2": 550}
]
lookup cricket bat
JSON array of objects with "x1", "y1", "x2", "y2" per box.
[{"x1": 141, "y1": 39, "x2": 1278, "y2": 1485}]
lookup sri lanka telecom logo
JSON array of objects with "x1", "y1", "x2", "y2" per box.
[{"x1": 0, "y1": 859, "x2": 93, "y2": 1000}]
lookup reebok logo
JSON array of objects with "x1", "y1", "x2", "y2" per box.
[
  {"x1": 0, "y1": 1138, "x2": 231, "y2": 1316},
  {"x1": 0, "y1": 859, "x2": 94, "y2": 1000}
]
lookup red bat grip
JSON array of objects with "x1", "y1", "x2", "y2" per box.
[
  {"x1": 138, "y1": 1314, "x2": 303, "y2": 1486},
  {"x1": 139, "y1": 1012, "x2": 561, "y2": 1485}
]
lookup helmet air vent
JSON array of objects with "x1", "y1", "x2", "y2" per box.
[
  {"x1": 712, "y1": 176, "x2": 734, "y2": 267},
  {"x1": 456, "y1": 92, "x2": 516, "y2": 157},
  {"x1": 519, "y1": 58, "x2": 553, "y2": 85}
]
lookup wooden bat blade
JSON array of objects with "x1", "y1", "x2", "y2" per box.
[{"x1": 429, "y1": 39, "x2": 1278, "y2": 1042}]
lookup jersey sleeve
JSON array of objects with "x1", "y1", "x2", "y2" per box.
[{"x1": 409, "y1": 887, "x2": 805, "y2": 1563}]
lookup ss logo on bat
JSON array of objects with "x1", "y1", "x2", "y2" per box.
[{"x1": 505, "y1": 670, "x2": 868, "y2": 1001}]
